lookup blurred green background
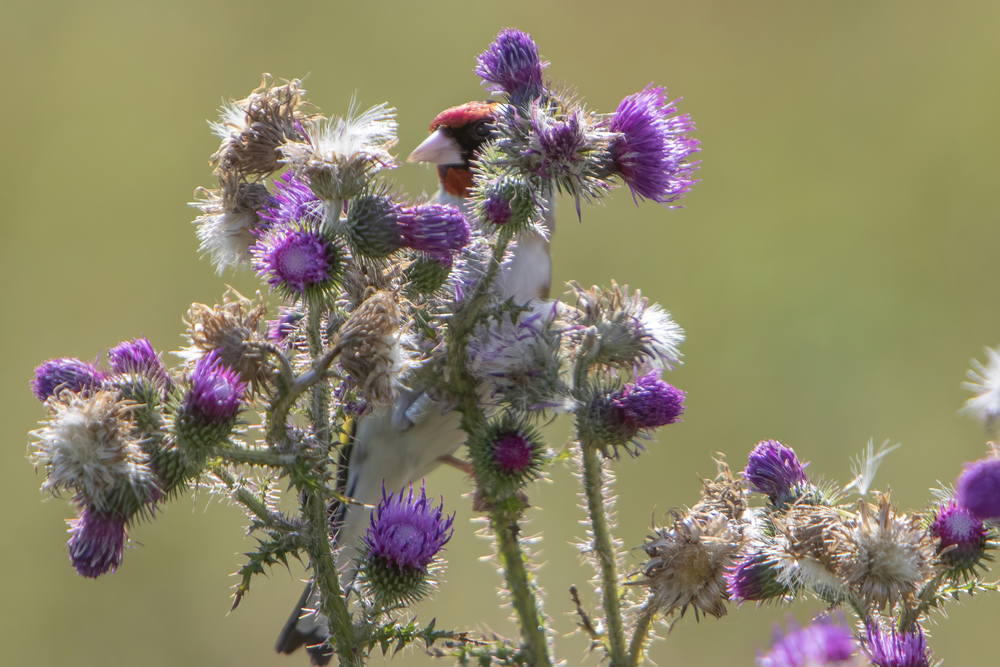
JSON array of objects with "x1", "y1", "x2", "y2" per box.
[{"x1": 3, "y1": 1, "x2": 999, "y2": 665}]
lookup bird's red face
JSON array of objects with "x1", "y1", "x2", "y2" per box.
[{"x1": 408, "y1": 101, "x2": 501, "y2": 197}]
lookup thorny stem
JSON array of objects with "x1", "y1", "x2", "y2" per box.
[
  {"x1": 491, "y1": 507, "x2": 553, "y2": 667},
  {"x1": 266, "y1": 342, "x2": 343, "y2": 445},
  {"x1": 627, "y1": 596, "x2": 658, "y2": 667},
  {"x1": 580, "y1": 442, "x2": 628, "y2": 666},
  {"x1": 306, "y1": 304, "x2": 331, "y2": 452},
  {"x1": 211, "y1": 466, "x2": 300, "y2": 533},
  {"x1": 899, "y1": 572, "x2": 946, "y2": 630},
  {"x1": 303, "y1": 487, "x2": 361, "y2": 667},
  {"x1": 219, "y1": 446, "x2": 295, "y2": 468}
]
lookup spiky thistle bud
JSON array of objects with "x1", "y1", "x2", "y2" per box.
[
  {"x1": 404, "y1": 252, "x2": 453, "y2": 296},
  {"x1": 173, "y1": 351, "x2": 246, "y2": 455},
  {"x1": 31, "y1": 357, "x2": 105, "y2": 402},
  {"x1": 474, "y1": 28, "x2": 547, "y2": 107},
  {"x1": 469, "y1": 415, "x2": 547, "y2": 501},
  {"x1": 338, "y1": 291, "x2": 417, "y2": 409},
  {"x1": 357, "y1": 483, "x2": 454, "y2": 608},
  {"x1": 861, "y1": 619, "x2": 932, "y2": 667},
  {"x1": 726, "y1": 550, "x2": 791, "y2": 605},
  {"x1": 757, "y1": 617, "x2": 859, "y2": 667},
  {"x1": 607, "y1": 84, "x2": 700, "y2": 205},
  {"x1": 744, "y1": 440, "x2": 809, "y2": 507},
  {"x1": 930, "y1": 500, "x2": 989, "y2": 577},
  {"x1": 344, "y1": 189, "x2": 405, "y2": 259},
  {"x1": 955, "y1": 455, "x2": 1000, "y2": 521}
]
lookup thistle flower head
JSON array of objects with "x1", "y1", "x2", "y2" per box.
[
  {"x1": 209, "y1": 76, "x2": 310, "y2": 185},
  {"x1": 181, "y1": 350, "x2": 246, "y2": 426},
  {"x1": 338, "y1": 291, "x2": 417, "y2": 409},
  {"x1": 757, "y1": 618, "x2": 859, "y2": 667},
  {"x1": 634, "y1": 510, "x2": 742, "y2": 620},
  {"x1": 66, "y1": 506, "x2": 127, "y2": 578},
  {"x1": 262, "y1": 171, "x2": 323, "y2": 227},
  {"x1": 31, "y1": 357, "x2": 105, "y2": 402},
  {"x1": 608, "y1": 84, "x2": 699, "y2": 205},
  {"x1": 612, "y1": 370, "x2": 685, "y2": 428},
  {"x1": 839, "y1": 493, "x2": 935, "y2": 610},
  {"x1": 726, "y1": 550, "x2": 790, "y2": 605},
  {"x1": 526, "y1": 105, "x2": 587, "y2": 181},
  {"x1": 190, "y1": 180, "x2": 271, "y2": 275},
  {"x1": 279, "y1": 103, "x2": 398, "y2": 201},
  {"x1": 474, "y1": 28, "x2": 547, "y2": 106},
  {"x1": 252, "y1": 221, "x2": 343, "y2": 301},
  {"x1": 469, "y1": 415, "x2": 547, "y2": 501},
  {"x1": 396, "y1": 203, "x2": 471, "y2": 255},
  {"x1": 177, "y1": 290, "x2": 271, "y2": 392},
  {"x1": 107, "y1": 338, "x2": 171, "y2": 398},
  {"x1": 466, "y1": 301, "x2": 569, "y2": 413},
  {"x1": 930, "y1": 500, "x2": 988, "y2": 575},
  {"x1": 358, "y1": 483, "x2": 454, "y2": 607},
  {"x1": 745, "y1": 440, "x2": 809, "y2": 506},
  {"x1": 961, "y1": 345, "x2": 1000, "y2": 426},
  {"x1": 955, "y1": 456, "x2": 1000, "y2": 521},
  {"x1": 861, "y1": 619, "x2": 932, "y2": 667},
  {"x1": 567, "y1": 281, "x2": 684, "y2": 370},
  {"x1": 29, "y1": 390, "x2": 153, "y2": 509}
]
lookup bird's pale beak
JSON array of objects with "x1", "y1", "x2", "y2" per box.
[{"x1": 407, "y1": 128, "x2": 463, "y2": 165}]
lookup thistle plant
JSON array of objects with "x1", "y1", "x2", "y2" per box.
[{"x1": 23, "y1": 28, "x2": 1000, "y2": 667}]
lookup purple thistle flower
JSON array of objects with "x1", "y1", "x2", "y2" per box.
[
  {"x1": 252, "y1": 224, "x2": 340, "y2": 296},
  {"x1": 726, "y1": 551, "x2": 787, "y2": 604},
  {"x1": 362, "y1": 483, "x2": 454, "y2": 571},
  {"x1": 744, "y1": 440, "x2": 808, "y2": 505},
  {"x1": 397, "y1": 203, "x2": 471, "y2": 255},
  {"x1": 31, "y1": 357, "x2": 105, "y2": 402},
  {"x1": 608, "y1": 84, "x2": 700, "y2": 205},
  {"x1": 758, "y1": 618, "x2": 858, "y2": 667},
  {"x1": 108, "y1": 338, "x2": 170, "y2": 386},
  {"x1": 930, "y1": 500, "x2": 988, "y2": 570},
  {"x1": 862, "y1": 620, "x2": 931, "y2": 667},
  {"x1": 955, "y1": 457, "x2": 1000, "y2": 521},
  {"x1": 262, "y1": 171, "x2": 323, "y2": 227},
  {"x1": 493, "y1": 431, "x2": 536, "y2": 475},
  {"x1": 482, "y1": 191, "x2": 513, "y2": 226},
  {"x1": 183, "y1": 350, "x2": 246, "y2": 426},
  {"x1": 612, "y1": 371, "x2": 685, "y2": 428},
  {"x1": 475, "y1": 28, "x2": 547, "y2": 105},
  {"x1": 67, "y1": 507, "x2": 127, "y2": 578},
  {"x1": 267, "y1": 307, "x2": 304, "y2": 345},
  {"x1": 527, "y1": 107, "x2": 588, "y2": 181}
]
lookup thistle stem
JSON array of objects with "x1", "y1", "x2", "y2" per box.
[
  {"x1": 306, "y1": 303, "x2": 331, "y2": 451},
  {"x1": 303, "y1": 488, "x2": 361, "y2": 667},
  {"x1": 627, "y1": 596, "x2": 658, "y2": 667},
  {"x1": 491, "y1": 507, "x2": 552, "y2": 667},
  {"x1": 219, "y1": 446, "x2": 294, "y2": 468},
  {"x1": 580, "y1": 442, "x2": 628, "y2": 666}
]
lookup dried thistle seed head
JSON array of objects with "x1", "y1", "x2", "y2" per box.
[
  {"x1": 692, "y1": 457, "x2": 747, "y2": 522},
  {"x1": 190, "y1": 179, "x2": 271, "y2": 275},
  {"x1": 29, "y1": 390, "x2": 153, "y2": 509},
  {"x1": 768, "y1": 503, "x2": 852, "y2": 603},
  {"x1": 279, "y1": 103, "x2": 398, "y2": 202},
  {"x1": 210, "y1": 76, "x2": 311, "y2": 184},
  {"x1": 633, "y1": 510, "x2": 742, "y2": 620},
  {"x1": 565, "y1": 280, "x2": 684, "y2": 370},
  {"x1": 838, "y1": 493, "x2": 935, "y2": 611},
  {"x1": 338, "y1": 291, "x2": 417, "y2": 409},
  {"x1": 177, "y1": 289, "x2": 270, "y2": 393}
]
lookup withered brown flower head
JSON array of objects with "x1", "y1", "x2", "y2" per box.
[
  {"x1": 768, "y1": 503, "x2": 852, "y2": 603},
  {"x1": 634, "y1": 510, "x2": 743, "y2": 620},
  {"x1": 210, "y1": 76, "x2": 313, "y2": 193},
  {"x1": 837, "y1": 492, "x2": 935, "y2": 610},
  {"x1": 338, "y1": 291, "x2": 417, "y2": 409},
  {"x1": 190, "y1": 179, "x2": 270, "y2": 274},
  {"x1": 178, "y1": 289, "x2": 271, "y2": 393},
  {"x1": 691, "y1": 457, "x2": 747, "y2": 522}
]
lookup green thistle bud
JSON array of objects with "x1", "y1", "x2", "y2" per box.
[
  {"x1": 404, "y1": 252, "x2": 453, "y2": 296},
  {"x1": 469, "y1": 415, "x2": 547, "y2": 501},
  {"x1": 345, "y1": 190, "x2": 404, "y2": 259}
]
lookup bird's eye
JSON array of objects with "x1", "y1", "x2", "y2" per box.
[{"x1": 472, "y1": 120, "x2": 495, "y2": 138}]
